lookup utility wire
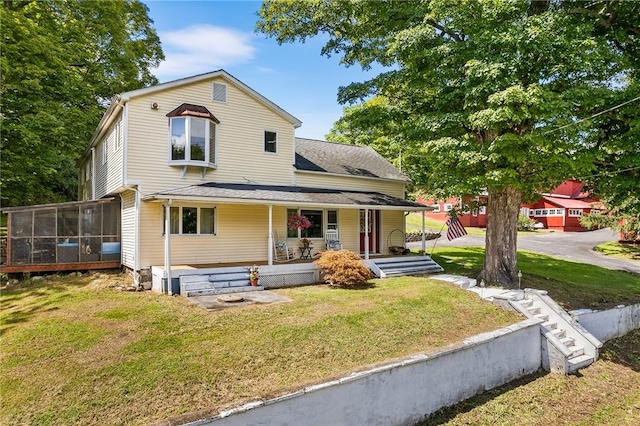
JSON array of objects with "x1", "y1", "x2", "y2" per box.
[{"x1": 542, "y1": 95, "x2": 640, "y2": 135}]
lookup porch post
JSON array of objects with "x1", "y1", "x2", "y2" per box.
[
  {"x1": 364, "y1": 208, "x2": 370, "y2": 260},
  {"x1": 164, "y1": 201, "x2": 172, "y2": 295},
  {"x1": 268, "y1": 205, "x2": 273, "y2": 266},
  {"x1": 421, "y1": 210, "x2": 426, "y2": 255}
]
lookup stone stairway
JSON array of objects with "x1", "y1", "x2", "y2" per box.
[
  {"x1": 179, "y1": 268, "x2": 263, "y2": 297},
  {"x1": 371, "y1": 256, "x2": 444, "y2": 278},
  {"x1": 506, "y1": 290, "x2": 602, "y2": 374}
]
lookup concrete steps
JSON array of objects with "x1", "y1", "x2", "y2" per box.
[
  {"x1": 373, "y1": 256, "x2": 444, "y2": 277},
  {"x1": 512, "y1": 292, "x2": 602, "y2": 375},
  {"x1": 180, "y1": 268, "x2": 263, "y2": 297}
]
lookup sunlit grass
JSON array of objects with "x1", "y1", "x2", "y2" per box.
[
  {"x1": 596, "y1": 241, "x2": 640, "y2": 261},
  {"x1": 430, "y1": 246, "x2": 640, "y2": 310},
  {"x1": 0, "y1": 273, "x2": 519, "y2": 425}
]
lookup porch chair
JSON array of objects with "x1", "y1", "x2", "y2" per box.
[
  {"x1": 272, "y1": 231, "x2": 294, "y2": 262},
  {"x1": 324, "y1": 229, "x2": 343, "y2": 250}
]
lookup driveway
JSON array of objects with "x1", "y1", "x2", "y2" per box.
[{"x1": 408, "y1": 228, "x2": 640, "y2": 274}]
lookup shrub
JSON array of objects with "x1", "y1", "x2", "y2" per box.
[
  {"x1": 517, "y1": 214, "x2": 537, "y2": 231},
  {"x1": 314, "y1": 250, "x2": 373, "y2": 287}
]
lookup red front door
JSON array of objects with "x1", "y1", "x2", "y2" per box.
[{"x1": 359, "y1": 210, "x2": 380, "y2": 254}]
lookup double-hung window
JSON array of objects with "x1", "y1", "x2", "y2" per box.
[
  {"x1": 264, "y1": 130, "x2": 277, "y2": 153},
  {"x1": 164, "y1": 206, "x2": 216, "y2": 235},
  {"x1": 287, "y1": 208, "x2": 337, "y2": 239},
  {"x1": 167, "y1": 103, "x2": 219, "y2": 168}
]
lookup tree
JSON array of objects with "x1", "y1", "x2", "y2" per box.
[
  {"x1": 1, "y1": 0, "x2": 163, "y2": 207},
  {"x1": 258, "y1": 0, "x2": 639, "y2": 287}
]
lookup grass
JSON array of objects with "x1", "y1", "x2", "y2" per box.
[
  {"x1": 0, "y1": 272, "x2": 519, "y2": 426},
  {"x1": 430, "y1": 247, "x2": 640, "y2": 310},
  {"x1": 597, "y1": 241, "x2": 640, "y2": 261},
  {"x1": 405, "y1": 213, "x2": 486, "y2": 236},
  {"x1": 421, "y1": 328, "x2": 640, "y2": 425}
]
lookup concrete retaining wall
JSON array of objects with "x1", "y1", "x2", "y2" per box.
[
  {"x1": 572, "y1": 303, "x2": 640, "y2": 342},
  {"x1": 187, "y1": 318, "x2": 542, "y2": 426}
]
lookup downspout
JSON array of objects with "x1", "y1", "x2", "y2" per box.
[
  {"x1": 134, "y1": 186, "x2": 141, "y2": 287},
  {"x1": 122, "y1": 102, "x2": 129, "y2": 184},
  {"x1": 164, "y1": 200, "x2": 173, "y2": 295},
  {"x1": 268, "y1": 205, "x2": 273, "y2": 266},
  {"x1": 292, "y1": 135, "x2": 297, "y2": 186}
]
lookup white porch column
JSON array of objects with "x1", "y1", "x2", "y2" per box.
[
  {"x1": 164, "y1": 201, "x2": 172, "y2": 295},
  {"x1": 421, "y1": 210, "x2": 426, "y2": 255},
  {"x1": 364, "y1": 208, "x2": 370, "y2": 260},
  {"x1": 268, "y1": 205, "x2": 273, "y2": 266}
]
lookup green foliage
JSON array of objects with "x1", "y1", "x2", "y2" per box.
[
  {"x1": 580, "y1": 212, "x2": 640, "y2": 241},
  {"x1": 258, "y1": 0, "x2": 639, "y2": 285},
  {"x1": 517, "y1": 214, "x2": 537, "y2": 231},
  {"x1": 314, "y1": 250, "x2": 373, "y2": 287},
  {"x1": 0, "y1": 0, "x2": 163, "y2": 207}
]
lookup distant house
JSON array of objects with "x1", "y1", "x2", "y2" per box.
[
  {"x1": 418, "y1": 180, "x2": 601, "y2": 232},
  {"x1": 2, "y1": 70, "x2": 434, "y2": 289}
]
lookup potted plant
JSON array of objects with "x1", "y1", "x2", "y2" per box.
[
  {"x1": 247, "y1": 264, "x2": 259, "y2": 286},
  {"x1": 287, "y1": 213, "x2": 311, "y2": 230},
  {"x1": 300, "y1": 237, "x2": 312, "y2": 247}
]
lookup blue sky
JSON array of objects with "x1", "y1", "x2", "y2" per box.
[{"x1": 144, "y1": 0, "x2": 380, "y2": 140}]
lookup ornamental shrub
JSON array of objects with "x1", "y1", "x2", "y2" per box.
[
  {"x1": 314, "y1": 250, "x2": 373, "y2": 288},
  {"x1": 517, "y1": 214, "x2": 537, "y2": 231}
]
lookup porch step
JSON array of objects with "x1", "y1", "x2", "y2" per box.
[
  {"x1": 180, "y1": 267, "x2": 263, "y2": 297},
  {"x1": 373, "y1": 256, "x2": 444, "y2": 277}
]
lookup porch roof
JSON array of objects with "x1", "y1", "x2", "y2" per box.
[{"x1": 143, "y1": 182, "x2": 432, "y2": 211}]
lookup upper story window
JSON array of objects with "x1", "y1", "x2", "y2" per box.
[
  {"x1": 114, "y1": 121, "x2": 122, "y2": 152},
  {"x1": 101, "y1": 138, "x2": 108, "y2": 165},
  {"x1": 167, "y1": 103, "x2": 220, "y2": 168},
  {"x1": 264, "y1": 130, "x2": 277, "y2": 153}
]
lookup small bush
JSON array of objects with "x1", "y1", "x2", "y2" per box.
[
  {"x1": 314, "y1": 250, "x2": 373, "y2": 287},
  {"x1": 517, "y1": 214, "x2": 537, "y2": 231}
]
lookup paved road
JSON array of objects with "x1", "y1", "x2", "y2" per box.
[{"x1": 408, "y1": 228, "x2": 640, "y2": 274}]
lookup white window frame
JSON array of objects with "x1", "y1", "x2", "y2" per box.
[
  {"x1": 568, "y1": 209, "x2": 583, "y2": 217},
  {"x1": 163, "y1": 206, "x2": 217, "y2": 236},
  {"x1": 264, "y1": 130, "x2": 278, "y2": 154},
  {"x1": 479, "y1": 206, "x2": 486, "y2": 215},
  {"x1": 430, "y1": 204, "x2": 440, "y2": 213},
  {"x1": 286, "y1": 208, "x2": 337, "y2": 239},
  {"x1": 444, "y1": 203, "x2": 453, "y2": 212},
  {"x1": 168, "y1": 116, "x2": 217, "y2": 168},
  {"x1": 101, "y1": 138, "x2": 108, "y2": 165},
  {"x1": 113, "y1": 121, "x2": 121, "y2": 152},
  {"x1": 85, "y1": 163, "x2": 90, "y2": 181}
]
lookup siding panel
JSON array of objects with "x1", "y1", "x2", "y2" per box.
[
  {"x1": 121, "y1": 191, "x2": 136, "y2": 269},
  {"x1": 295, "y1": 172, "x2": 405, "y2": 198}
]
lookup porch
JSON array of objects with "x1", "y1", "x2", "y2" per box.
[
  {"x1": 1, "y1": 198, "x2": 122, "y2": 274},
  {"x1": 151, "y1": 254, "x2": 444, "y2": 296}
]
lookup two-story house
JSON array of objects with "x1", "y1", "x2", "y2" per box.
[{"x1": 71, "y1": 70, "x2": 435, "y2": 292}]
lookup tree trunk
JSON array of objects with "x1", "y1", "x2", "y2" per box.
[{"x1": 479, "y1": 186, "x2": 522, "y2": 288}]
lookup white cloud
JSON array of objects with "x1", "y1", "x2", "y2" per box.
[{"x1": 154, "y1": 25, "x2": 257, "y2": 81}]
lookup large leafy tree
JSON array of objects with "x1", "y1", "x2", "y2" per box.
[
  {"x1": 1, "y1": 0, "x2": 163, "y2": 207},
  {"x1": 258, "y1": 0, "x2": 639, "y2": 287}
]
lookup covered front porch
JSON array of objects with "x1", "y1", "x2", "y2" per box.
[{"x1": 142, "y1": 182, "x2": 437, "y2": 294}]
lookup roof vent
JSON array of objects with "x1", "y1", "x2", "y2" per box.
[{"x1": 212, "y1": 83, "x2": 227, "y2": 103}]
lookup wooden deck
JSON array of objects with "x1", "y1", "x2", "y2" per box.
[{"x1": 0, "y1": 261, "x2": 122, "y2": 274}]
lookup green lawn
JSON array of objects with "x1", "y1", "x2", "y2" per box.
[
  {"x1": 405, "y1": 213, "x2": 486, "y2": 236},
  {"x1": 596, "y1": 241, "x2": 640, "y2": 261},
  {"x1": 430, "y1": 247, "x2": 640, "y2": 310},
  {"x1": 0, "y1": 273, "x2": 518, "y2": 426},
  {"x1": 422, "y1": 328, "x2": 640, "y2": 425}
]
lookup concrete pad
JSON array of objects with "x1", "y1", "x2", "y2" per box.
[{"x1": 187, "y1": 290, "x2": 292, "y2": 311}]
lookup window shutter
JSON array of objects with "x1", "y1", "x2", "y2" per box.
[{"x1": 213, "y1": 83, "x2": 227, "y2": 103}]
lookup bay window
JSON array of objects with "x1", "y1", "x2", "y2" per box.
[{"x1": 167, "y1": 103, "x2": 219, "y2": 168}]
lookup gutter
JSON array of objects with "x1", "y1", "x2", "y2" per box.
[{"x1": 77, "y1": 95, "x2": 124, "y2": 165}]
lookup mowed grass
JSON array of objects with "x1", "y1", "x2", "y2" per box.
[
  {"x1": 0, "y1": 273, "x2": 519, "y2": 426},
  {"x1": 405, "y1": 213, "x2": 486, "y2": 236},
  {"x1": 421, "y1": 328, "x2": 640, "y2": 425},
  {"x1": 597, "y1": 241, "x2": 640, "y2": 261},
  {"x1": 431, "y1": 247, "x2": 640, "y2": 310}
]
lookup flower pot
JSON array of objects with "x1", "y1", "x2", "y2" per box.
[{"x1": 250, "y1": 279, "x2": 258, "y2": 286}]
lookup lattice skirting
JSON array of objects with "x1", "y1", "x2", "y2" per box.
[{"x1": 261, "y1": 271, "x2": 319, "y2": 289}]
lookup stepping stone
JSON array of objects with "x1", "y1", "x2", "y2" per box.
[{"x1": 218, "y1": 294, "x2": 245, "y2": 303}]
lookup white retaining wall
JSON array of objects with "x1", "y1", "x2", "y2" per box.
[
  {"x1": 572, "y1": 302, "x2": 640, "y2": 342},
  {"x1": 187, "y1": 318, "x2": 542, "y2": 426}
]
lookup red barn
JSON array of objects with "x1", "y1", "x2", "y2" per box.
[{"x1": 417, "y1": 195, "x2": 488, "y2": 228}]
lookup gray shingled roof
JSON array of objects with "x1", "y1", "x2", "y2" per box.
[
  {"x1": 295, "y1": 138, "x2": 410, "y2": 182},
  {"x1": 144, "y1": 183, "x2": 429, "y2": 211}
]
